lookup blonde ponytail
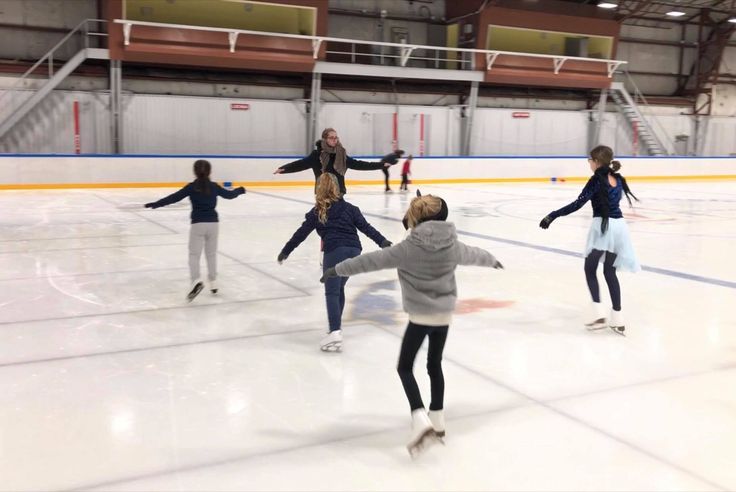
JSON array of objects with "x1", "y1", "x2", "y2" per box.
[{"x1": 315, "y1": 173, "x2": 341, "y2": 224}]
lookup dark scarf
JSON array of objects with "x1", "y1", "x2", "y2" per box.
[
  {"x1": 593, "y1": 166, "x2": 611, "y2": 234},
  {"x1": 319, "y1": 140, "x2": 347, "y2": 175}
]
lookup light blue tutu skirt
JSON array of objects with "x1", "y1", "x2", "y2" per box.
[{"x1": 584, "y1": 217, "x2": 640, "y2": 273}]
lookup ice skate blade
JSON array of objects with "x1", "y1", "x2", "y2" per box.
[
  {"x1": 407, "y1": 429, "x2": 440, "y2": 459},
  {"x1": 584, "y1": 318, "x2": 607, "y2": 330},
  {"x1": 320, "y1": 342, "x2": 342, "y2": 353},
  {"x1": 186, "y1": 282, "x2": 204, "y2": 302},
  {"x1": 610, "y1": 326, "x2": 626, "y2": 337},
  {"x1": 586, "y1": 324, "x2": 608, "y2": 331}
]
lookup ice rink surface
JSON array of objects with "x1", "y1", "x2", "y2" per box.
[{"x1": 1, "y1": 180, "x2": 734, "y2": 491}]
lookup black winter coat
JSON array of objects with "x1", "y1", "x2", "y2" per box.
[{"x1": 278, "y1": 141, "x2": 386, "y2": 194}]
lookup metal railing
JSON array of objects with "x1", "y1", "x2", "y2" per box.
[
  {"x1": 113, "y1": 19, "x2": 626, "y2": 76},
  {"x1": 617, "y1": 68, "x2": 676, "y2": 154},
  {"x1": 0, "y1": 19, "x2": 108, "y2": 120}
]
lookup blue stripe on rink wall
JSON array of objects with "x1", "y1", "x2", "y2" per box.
[{"x1": 3, "y1": 154, "x2": 736, "y2": 160}]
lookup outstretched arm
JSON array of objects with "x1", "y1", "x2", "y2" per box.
[
  {"x1": 550, "y1": 177, "x2": 598, "y2": 218},
  {"x1": 216, "y1": 184, "x2": 246, "y2": 199},
  {"x1": 275, "y1": 152, "x2": 317, "y2": 174},
  {"x1": 456, "y1": 242, "x2": 503, "y2": 269},
  {"x1": 335, "y1": 243, "x2": 405, "y2": 277},
  {"x1": 346, "y1": 155, "x2": 387, "y2": 171},
  {"x1": 540, "y1": 177, "x2": 598, "y2": 228},
  {"x1": 351, "y1": 205, "x2": 390, "y2": 248},
  {"x1": 278, "y1": 212, "x2": 317, "y2": 262},
  {"x1": 145, "y1": 184, "x2": 191, "y2": 209}
]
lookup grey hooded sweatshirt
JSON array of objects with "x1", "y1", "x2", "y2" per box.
[{"x1": 334, "y1": 221, "x2": 499, "y2": 325}]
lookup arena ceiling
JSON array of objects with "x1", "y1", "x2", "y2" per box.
[{"x1": 557, "y1": 0, "x2": 736, "y2": 25}]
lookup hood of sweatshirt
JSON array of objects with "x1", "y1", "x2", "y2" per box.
[{"x1": 406, "y1": 221, "x2": 456, "y2": 251}]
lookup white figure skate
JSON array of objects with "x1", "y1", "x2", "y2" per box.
[
  {"x1": 609, "y1": 309, "x2": 626, "y2": 336},
  {"x1": 320, "y1": 330, "x2": 343, "y2": 352},
  {"x1": 584, "y1": 301, "x2": 607, "y2": 330},
  {"x1": 407, "y1": 409, "x2": 441, "y2": 458}
]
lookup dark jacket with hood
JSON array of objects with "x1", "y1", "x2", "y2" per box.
[{"x1": 277, "y1": 141, "x2": 386, "y2": 194}]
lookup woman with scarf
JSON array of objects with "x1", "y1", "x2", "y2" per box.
[
  {"x1": 539, "y1": 145, "x2": 640, "y2": 335},
  {"x1": 273, "y1": 128, "x2": 393, "y2": 195}
]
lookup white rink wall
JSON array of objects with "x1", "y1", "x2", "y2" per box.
[{"x1": 1, "y1": 155, "x2": 735, "y2": 188}]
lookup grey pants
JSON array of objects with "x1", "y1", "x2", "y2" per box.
[{"x1": 189, "y1": 222, "x2": 219, "y2": 282}]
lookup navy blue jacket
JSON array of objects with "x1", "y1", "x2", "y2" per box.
[
  {"x1": 549, "y1": 174, "x2": 624, "y2": 220},
  {"x1": 280, "y1": 199, "x2": 387, "y2": 256},
  {"x1": 146, "y1": 181, "x2": 245, "y2": 223},
  {"x1": 278, "y1": 141, "x2": 386, "y2": 194}
]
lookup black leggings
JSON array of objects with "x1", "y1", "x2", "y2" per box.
[
  {"x1": 584, "y1": 249, "x2": 621, "y2": 311},
  {"x1": 382, "y1": 167, "x2": 390, "y2": 190},
  {"x1": 397, "y1": 322, "x2": 449, "y2": 412}
]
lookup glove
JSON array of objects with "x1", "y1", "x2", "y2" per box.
[
  {"x1": 144, "y1": 203, "x2": 155, "y2": 209},
  {"x1": 493, "y1": 259, "x2": 504, "y2": 270},
  {"x1": 380, "y1": 239, "x2": 392, "y2": 249},
  {"x1": 539, "y1": 215, "x2": 555, "y2": 229},
  {"x1": 277, "y1": 252, "x2": 288, "y2": 264},
  {"x1": 320, "y1": 267, "x2": 338, "y2": 283},
  {"x1": 237, "y1": 186, "x2": 246, "y2": 194}
]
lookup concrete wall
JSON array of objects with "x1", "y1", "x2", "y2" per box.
[{"x1": 6, "y1": 88, "x2": 736, "y2": 156}]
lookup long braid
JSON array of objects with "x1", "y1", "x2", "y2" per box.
[{"x1": 612, "y1": 160, "x2": 639, "y2": 206}]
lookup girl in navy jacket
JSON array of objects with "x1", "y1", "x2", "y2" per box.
[
  {"x1": 145, "y1": 160, "x2": 245, "y2": 301},
  {"x1": 278, "y1": 173, "x2": 391, "y2": 352},
  {"x1": 539, "y1": 145, "x2": 639, "y2": 334}
]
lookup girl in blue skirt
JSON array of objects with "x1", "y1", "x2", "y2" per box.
[{"x1": 539, "y1": 145, "x2": 640, "y2": 335}]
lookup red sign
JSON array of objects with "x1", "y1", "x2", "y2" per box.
[
  {"x1": 512, "y1": 112, "x2": 530, "y2": 118},
  {"x1": 230, "y1": 103, "x2": 250, "y2": 110}
]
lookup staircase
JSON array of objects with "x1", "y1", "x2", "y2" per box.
[
  {"x1": 0, "y1": 20, "x2": 108, "y2": 146},
  {"x1": 609, "y1": 81, "x2": 667, "y2": 156}
]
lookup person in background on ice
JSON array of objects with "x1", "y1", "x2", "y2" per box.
[
  {"x1": 144, "y1": 159, "x2": 246, "y2": 302},
  {"x1": 539, "y1": 145, "x2": 640, "y2": 335},
  {"x1": 380, "y1": 149, "x2": 405, "y2": 192},
  {"x1": 273, "y1": 127, "x2": 396, "y2": 195},
  {"x1": 400, "y1": 154, "x2": 413, "y2": 192},
  {"x1": 320, "y1": 191, "x2": 504, "y2": 457},
  {"x1": 278, "y1": 173, "x2": 392, "y2": 352}
]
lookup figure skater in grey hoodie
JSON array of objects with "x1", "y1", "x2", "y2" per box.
[{"x1": 321, "y1": 192, "x2": 503, "y2": 458}]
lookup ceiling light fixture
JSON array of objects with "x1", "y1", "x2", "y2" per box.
[
  {"x1": 597, "y1": 2, "x2": 618, "y2": 8},
  {"x1": 728, "y1": 17, "x2": 736, "y2": 23},
  {"x1": 666, "y1": 11, "x2": 686, "y2": 17}
]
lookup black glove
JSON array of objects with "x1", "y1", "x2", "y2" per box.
[
  {"x1": 539, "y1": 215, "x2": 555, "y2": 229},
  {"x1": 380, "y1": 239, "x2": 392, "y2": 249},
  {"x1": 320, "y1": 267, "x2": 338, "y2": 283},
  {"x1": 144, "y1": 203, "x2": 155, "y2": 209},
  {"x1": 493, "y1": 259, "x2": 504, "y2": 270},
  {"x1": 237, "y1": 186, "x2": 246, "y2": 194},
  {"x1": 277, "y1": 252, "x2": 288, "y2": 264}
]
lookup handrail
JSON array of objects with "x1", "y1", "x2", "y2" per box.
[
  {"x1": 0, "y1": 19, "x2": 107, "y2": 108},
  {"x1": 619, "y1": 69, "x2": 676, "y2": 153},
  {"x1": 113, "y1": 19, "x2": 626, "y2": 75}
]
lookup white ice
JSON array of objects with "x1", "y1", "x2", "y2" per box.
[{"x1": 0, "y1": 181, "x2": 734, "y2": 491}]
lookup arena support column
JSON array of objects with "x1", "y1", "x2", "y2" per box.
[
  {"x1": 461, "y1": 81, "x2": 479, "y2": 156},
  {"x1": 109, "y1": 60, "x2": 123, "y2": 154},
  {"x1": 306, "y1": 72, "x2": 322, "y2": 153}
]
